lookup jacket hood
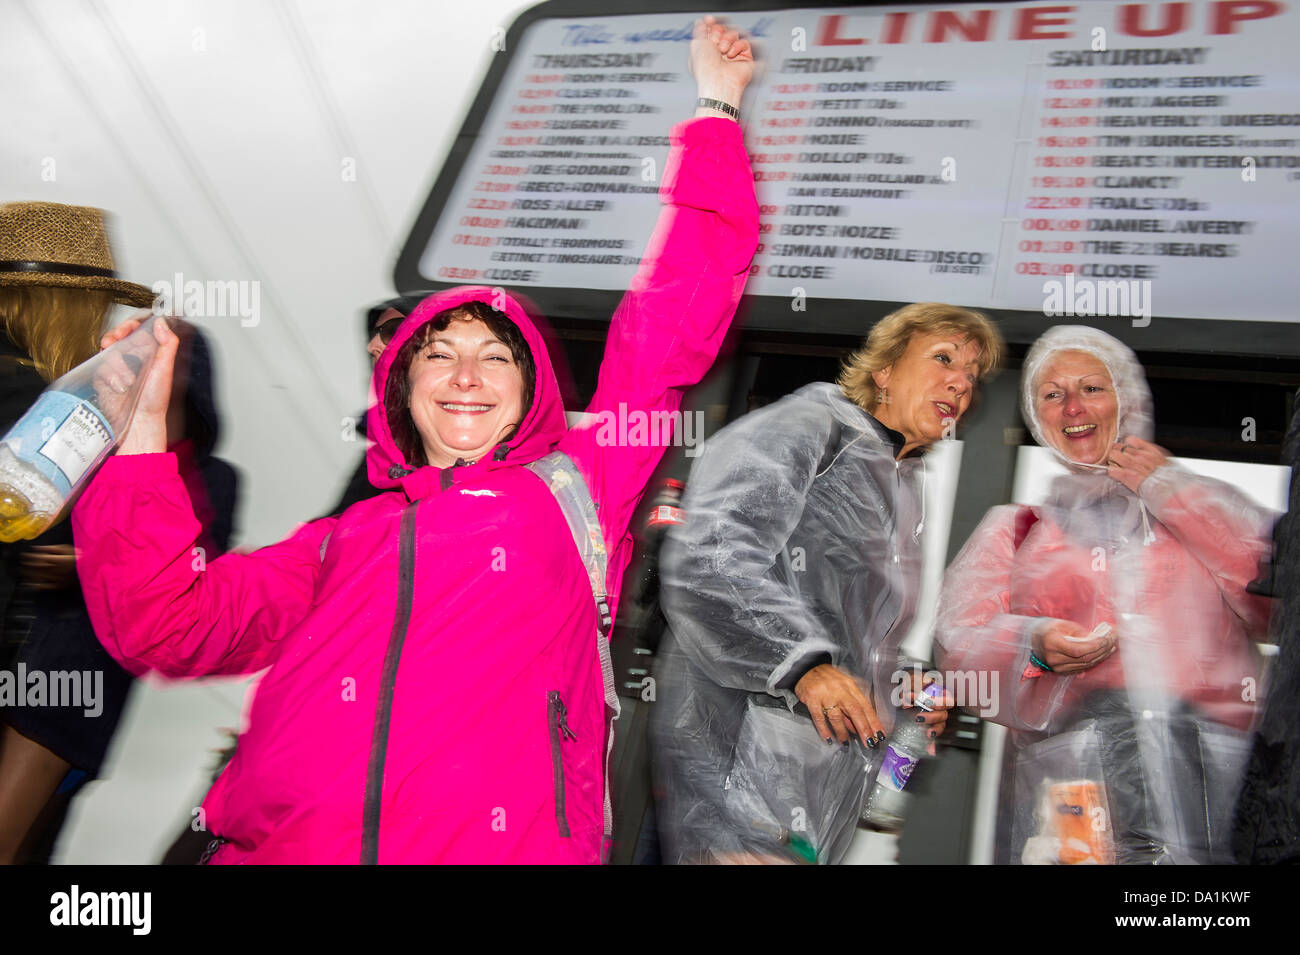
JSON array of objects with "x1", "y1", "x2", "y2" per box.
[
  {"x1": 366, "y1": 286, "x2": 568, "y2": 491},
  {"x1": 1021, "y1": 325, "x2": 1154, "y2": 472}
]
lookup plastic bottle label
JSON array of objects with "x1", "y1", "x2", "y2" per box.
[
  {"x1": 647, "y1": 505, "x2": 685, "y2": 527},
  {"x1": 41, "y1": 401, "x2": 113, "y2": 487},
  {"x1": 877, "y1": 744, "x2": 918, "y2": 793},
  {"x1": 6, "y1": 391, "x2": 114, "y2": 496},
  {"x1": 915, "y1": 680, "x2": 943, "y2": 712}
]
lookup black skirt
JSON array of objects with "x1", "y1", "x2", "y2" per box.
[{"x1": 2, "y1": 584, "x2": 135, "y2": 777}]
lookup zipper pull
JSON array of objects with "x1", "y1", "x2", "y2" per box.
[
  {"x1": 556, "y1": 696, "x2": 577, "y2": 740},
  {"x1": 198, "y1": 837, "x2": 228, "y2": 864}
]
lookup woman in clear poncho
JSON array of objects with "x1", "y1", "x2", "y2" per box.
[
  {"x1": 934, "y1": 326, "x2": 1275, "y2": 864},
  {"x1": 652, "y1": 303, "x2": 1003, "y2": 865}
]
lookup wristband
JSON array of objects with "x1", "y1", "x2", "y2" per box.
[
  {"x1": 1029, "y1": 651, "x2": 1054, "y2": 673},
  {"x1": 697, "y1": 97, "x2": 739, "y2": 119}
]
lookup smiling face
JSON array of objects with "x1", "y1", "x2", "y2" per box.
[
  {"x1": 1034, "y1": 350, "x2": 1119, "y2": 465},
  {"x1": 406, "y1": 317, "x2": 525, "y2": 467},
  {"x1": 870, "y1": 331, "x2": 983, "y2": 456}
]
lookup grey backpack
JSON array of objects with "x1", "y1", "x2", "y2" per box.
[{"x1": 526, "y1": 450, "x2": 622, "y2": 843}]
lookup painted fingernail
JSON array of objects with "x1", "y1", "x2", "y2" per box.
[
  {"x1": 915, "y1": 716, "x2": 925, "y2": 723},
  {"x1": 866, "y1": 737, "x2": 876, "y2": 749},
  {"x1": 875, "y1": 731, "x2": 886, "y2": 742},
  {"x1": 929, "y1": 730, "x2": 938, "y2": 738},
  {"x1": 825, "y1": 736, "x2": 832, "y2": 744}
]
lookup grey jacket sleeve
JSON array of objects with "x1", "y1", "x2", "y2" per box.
[{"x1": 660, "y1": 399, "x2": 840, "y2": 706}]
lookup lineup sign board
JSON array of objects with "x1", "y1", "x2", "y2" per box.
[{"x1": 396, "y1": 0, "x2": 1300, "y2": 357}]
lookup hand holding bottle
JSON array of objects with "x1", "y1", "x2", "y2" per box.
[
  {"x1": 900, "y1": 672, "x2": 954, "y2": 756},
  {"x1": 0, "y1": 313, "x2": 175, "y2": 541},
  {"x1": 97, "y1": 313, "x2": 179, "y2": 455}
]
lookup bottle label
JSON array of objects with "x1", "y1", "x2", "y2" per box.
[
  {"x1": 6, "y1": 391, "x2": 114, "y2": 496},
  {"x1": 647, "y1": 504, "x2": 685, "y2": 527},
  {"x1": 877, "y1": 744, "x2": 917, "y2": 793},
  {"x1": 915, "y1": 681, "x2": 943, "y2": 712}
]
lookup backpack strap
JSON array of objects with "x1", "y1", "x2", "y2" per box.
[{"x1": 526, "y1": 450, "x2": 621, "y2": 843}]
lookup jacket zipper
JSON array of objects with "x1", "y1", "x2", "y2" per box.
[
  {"x1": 548, "y1": 690, "x2": 577, "y2": 838},
  {"x1": 197, "y1": 837, "x2": 228, "y2": 865},
  {"x1": 360, "y1": 500, "x2": 420, "y2": 864}
]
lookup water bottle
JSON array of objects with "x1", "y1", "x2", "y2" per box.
[
  {"x1": 0, "y1": 316, "x2": 163, "y2": 541},
  {"x1": 859, "y1": 681, "x2": 942, "y2": 832},
  {"x1": 644, "y1": 478, "x2": 685, "y2": 534}
]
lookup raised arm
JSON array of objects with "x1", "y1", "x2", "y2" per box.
[
  {"x1": 1110, "y1": 437, "x2": 1275, "y2": 636},
  {"x1": 1138, "y1": 461, "x2": 1276, "y2": 636},
  {"x1": 562, "y1": 18, "x2": 759, "y2": 560}
]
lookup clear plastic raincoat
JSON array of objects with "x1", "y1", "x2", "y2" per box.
[
  {"x1": 935, "y1": 326, "x2": 1275, "y2": 864},
  {"x1": 651, "y1": 382, "x2": 924, "y2": 864}
]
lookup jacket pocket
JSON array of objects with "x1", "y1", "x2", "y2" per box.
[
  {"x1": 723, "y1": 694, "x2": 872, "y2": 865},
  {"x1": 547, "y1": 690, "x2": 577, "y2": 838},
  {"x1": 1011, "y1": 721, "x2": 1114, "y2": 865}
]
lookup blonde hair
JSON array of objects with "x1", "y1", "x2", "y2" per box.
[
  {"x1": 837, "y1": 302, "x2": 1005, "y2": 410},
  {"x1": 0, "y1": 286, "x2": 111, "y2": 382}
]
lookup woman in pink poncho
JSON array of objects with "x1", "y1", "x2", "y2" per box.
[{"x1": 934, "y1": 326, "x2": 1274, "y2": 864}]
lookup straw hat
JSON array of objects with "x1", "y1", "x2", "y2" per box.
[{"x1": 0, "y1": 201, "x2": 155, "y2": 307}]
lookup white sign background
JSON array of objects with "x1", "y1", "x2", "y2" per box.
[{"x1": 418, "y1": 1, "x2": 1300, "y2": 323}]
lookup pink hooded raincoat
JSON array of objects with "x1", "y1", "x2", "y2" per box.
[
  {"x1": 71, "y1": 116, "x2": 757, "y2": 864},
  {"x1": 934, "y1": 326, "x2": 1274, "y2": 863}
]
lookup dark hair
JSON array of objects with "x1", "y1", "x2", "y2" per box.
[
  {"x1": 365, "y1": 292, "x2": 431, "y2": 337},
  {"x1": 384, "y1": 300, "x2": 536, "y2": 467}
]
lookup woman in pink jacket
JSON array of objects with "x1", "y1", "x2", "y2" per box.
[{"x1": 71, "y1": 19, "x2": 757, "y2": 864}]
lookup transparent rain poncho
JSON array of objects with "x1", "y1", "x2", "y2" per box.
[
  {"x1": 934, "y1": 326, "x2": 1276, "y2": 864},
  {"x1": 650, "y1": 382, "x2": 925, "y2": 865}
]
